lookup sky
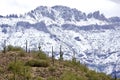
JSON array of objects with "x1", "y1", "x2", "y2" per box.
[{"x1": 0, "y1": 0, "x2": 120, "y2": 18}]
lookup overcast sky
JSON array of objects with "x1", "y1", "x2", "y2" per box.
[{"x1": 0, "y1": 0, "x2": 120, "y2": 18}]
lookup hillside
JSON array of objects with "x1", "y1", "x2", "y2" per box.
[
  {"x1": 0, "y1": 5, "x2": 120, "y2": 76},
  {"x1": 0, "y1": 45, "x2": 114, "y2": 80}
]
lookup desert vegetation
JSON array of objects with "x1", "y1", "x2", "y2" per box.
[{"x1": 0, "y1": 45, "x2": 117, "y2": 80}]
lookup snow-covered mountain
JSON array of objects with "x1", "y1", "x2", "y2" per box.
[{"x1": 0, "y1": 5, "x2": 120, "y2": 77}]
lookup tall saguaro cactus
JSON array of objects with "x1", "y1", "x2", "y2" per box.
[
  {"x1": 3, "y1": 40, "x2": 6, "y2": 54},
  {"x1": 113, "y1": 54, "x2": 118, "y2": 80},
  {"x1": 59, "y1": 45, "x2": 63, "y2": 61},
  {"x1": 25, "y1": 40, "x2": 28, "y2": 53},
  {"x1": 72, "y1": 50, "x2": 76, "y2": 62},
  {"x1": 52, "y1": 46, "x2": 55, "y2": 66},
  {"x1": 38, "y1": 43, "x2": 41, "y2": 51}
]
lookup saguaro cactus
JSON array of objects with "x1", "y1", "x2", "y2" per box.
[
  {"x1": 38, "y1": 43, "x2": 41, "y2": 51},
  {"x1": 72, "y1": 50, "x2": 76, "y2": 62},
  {"x1": 59, "y1": 45, "x2": 63, "y2": 61},
  {"x1": 25, "y1": 40, "x2": 28, "y2": 53},
  {"x1": 52, "y1": 46, "x2": 55, "y2": 66},
  {"x1": 3, "y1": 40, "x2": 6, "y2": 54}
]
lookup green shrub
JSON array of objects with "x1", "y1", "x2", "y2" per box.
[
  {"x1": 8, "y1": 60, "x2": 31, "y2": 79},
  {"x1": 7, "y1": 45, "x2": 24, "y2": 52},
  {"x1": 63, "y1": 61, "x2": 73, "y2": 67},
  {"x1": 18, "y1": 50, "x2": 26, "y2": 57},
  {"x1": 47, "y1": 76, "x2": 56, "y2": 80},
  {"x1": 36, "y1": 77, "x2": 43, "y2": 80},
  {"x1": 97, "y1": 72, "x2": 112, "y2": 80},
  {"x1": 22, "y1": 66, "x2": 32, "y2": 79},
  {"x1": 86, "y1": 70, "x2": 98, "y2": 80},
  {"x1": 37, "y1": 51, "x2": 48, "y2": 60},
  {"x1": 86, "y1": 70, "x2": 112, "y2": 80},
  {"x1": 8, "y1": 61, "x2": 24, "y2": 74},
  {"x1": 0, "y1": 66, "x2": 3, "y2": 73},
  {"x1": 25, "y1": 59, "x2": 49, "y2": 67},
  {"x1": 63, "y1": 60, "x2": 79, "y2": 67},
  {"x1": 31, "y1": 50, "x2": 49, "y2": 60},
  {"x1": 48, "y1": 66, "x2": 56, "y2": 72},
  {"x1": 63, "y1": 60, "x2": 88, "y2": 72},
  {"x1": 61, "y1": 71, "x2": 86, "y2": 80},
  {"x1": 7, "y1": 74, "x2": 14, "y2": 80}
]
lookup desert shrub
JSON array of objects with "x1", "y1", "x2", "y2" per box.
[
  {"x1": 36, "y1": 77, "x2": 43, "y2": 80},
  {"x1": 97, "y1": 72, "x2": 112, "y2": 80},
  {"x1": 7, "y1": 74, "x2": 14, "y2": 80},
  {"x1": 86, "y1": 70, "x2": 99, "y2": 80},
  {"x1": 48, "y1": 66, "x2": 56, "y2": 72},
  {"x1": 0, "y1": 66, "x2": 3, "y2": 73},
  {"x1": 22, "y1": 66, "x2": 31, "y2": 79},
  {"x1": 8, "y1": 61, "x2": 24, "y2": 74},
  {"x1": 61, "y1": 71, "x2": 86, "y2": 80},
  {"x1": 86, "y1": 70, "x2": 112, "y2": 80},
  {"x1": 63, "y1": 60, "x2": 73, "y2": 67},
  {"x1": 63, "y1": 60, "x2": 80, "y2": 67},
  {"x1": 47, "y1": 76, "x2": 56, "y2": 80},
  {"x1": 25, "y1": 59, "x2": 49, "y2": 67},
  {"x1": 8, "y1": 60, "x2": 31, "y2": 79},
  {"x1": 37, "y1": 50, "x2": 48, "y2": 60},
  {"x1": 7, "y1": 45, "x2": 24, "y2": 52},
  {"x1": 63, "y1": 60, "x2": 88, "y2": 72},
  {"x1": 18, "y1": 50, "x2": 26, "y2": 57},
  {"x1": 31, "y1": 50, "x2": 49, "y2": 60}
]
